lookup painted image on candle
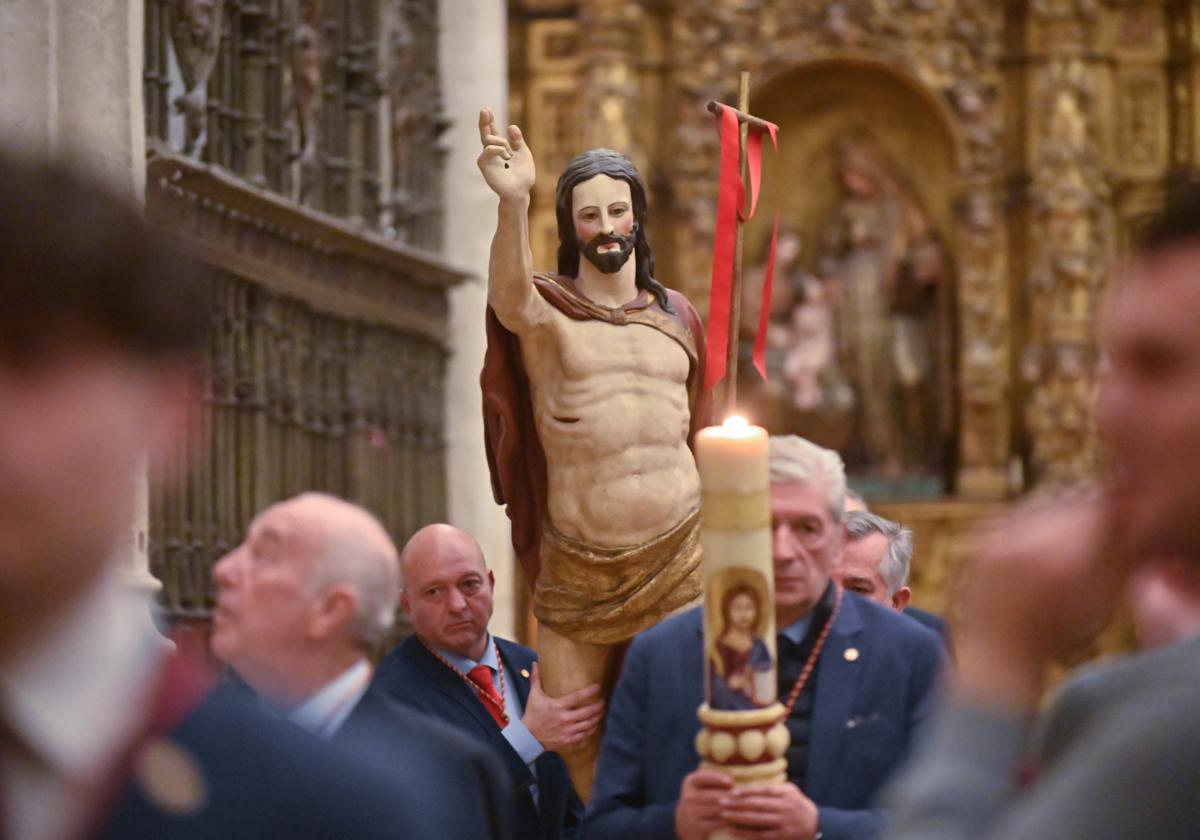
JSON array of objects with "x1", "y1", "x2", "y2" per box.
[{"x1": 706, "y1": 567, "x2": 776, "y2": 711}]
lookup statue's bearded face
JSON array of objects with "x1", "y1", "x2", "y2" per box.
[{"x1": 572, "y1": 174, "x2": 636, "y2": 275}]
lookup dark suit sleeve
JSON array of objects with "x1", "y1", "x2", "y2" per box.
[
  {"x1": 820, "y1": 624, "x2": 947, "y2": 840},
  {"x1": 907, "y1": 624, "x2": 949, "y2": 745},
  {"x1": 582, "y1": 636, "x2": 677, "y2": 839},
  {"x1": 468, "y1": 743, "x2": 518, "y2": 840},
  {"x1": 816, "y1": 806, "x2": 885, "y2": 840}
]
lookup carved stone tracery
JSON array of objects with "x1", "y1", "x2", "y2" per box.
[
  {"x1": 145, "y1": 0, "x2": 445, "y2": 248},
  {"x1": 146, "y1": 155, "x2": 462, "y2": 623},
  {"x1": 143, "y1": 2, "x2": 458, "y2": 629}
]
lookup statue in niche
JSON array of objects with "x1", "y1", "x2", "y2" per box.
[
  {"x1": 478, "y1": 109, "x2": 711, "y2": 799},
  {"x1": 170, "y1": 0, "x2": 222, "y2": 158},
  {"x1": 773, "y1": 233, "x2": 846, "y2": 414},
  {"x1": 287, "y1": 0, "x2": 322, "y2": 200},
  {"x1": 736, "y1": 229, "x2": 853, "y2": 444},
  {"x1": 816, "y1": 135, "x2": 948, "y2": 482}
]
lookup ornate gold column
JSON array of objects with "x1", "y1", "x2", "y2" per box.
[
  {"x1": 510, "y1": 8, "x2": 582, "y2": 272},
  {"x1": 577, "y1": 0, "x2": 644, "y2": 164},
  {"x1": 1021, "y1": 1, "x2": 1117, "y2": 487},
  {"x1": 1169, "y1": 1, "x2": 1200, "y2": 176},
  {"x1": 942, "y1": 8, "x2": 1012, "y2": 501}
]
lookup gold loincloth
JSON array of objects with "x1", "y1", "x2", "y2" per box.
[{"x1": 533, "y1": 508, "x2": 702, "y2": 644}]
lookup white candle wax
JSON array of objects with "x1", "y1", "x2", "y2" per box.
[{"x1": 695, "y1": 416, "x2": 769, "y2": 496}]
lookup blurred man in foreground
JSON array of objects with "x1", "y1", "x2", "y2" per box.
[
  {"x1": 374, "y1": 523, "x2": 598, "y2": 839},
  {"x1": 0, "y1": 149, "x2": 443, "y2": 839},
  {"x1": 212, "y1": 492, "x2": 512, "y2": 837},
  {"x1": 883, "y1": 186, "x2": 1200, "y2": 839},
  {"x1": 1125, "y1": 556, "x2": 1200, "y2": 648}
]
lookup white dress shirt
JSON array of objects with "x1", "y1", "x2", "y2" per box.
[
  {"x1": 0, "y1": 569, "x2": 166, "y2": 840},
  {"x1": 287, "y1": 659, "x2": 373, "y2": 739}
]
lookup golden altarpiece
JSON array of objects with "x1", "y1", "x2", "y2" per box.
[
  {"x1": 142, "y1": 0, "x2": 456, "y2": 637},
  {"x1": 509, "y1": 0, "x2": 1198, "y2": 625}
]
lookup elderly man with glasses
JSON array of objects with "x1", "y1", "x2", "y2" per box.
[{"x1": 584, "y1": 436, "x2": 947, "y2": 840}]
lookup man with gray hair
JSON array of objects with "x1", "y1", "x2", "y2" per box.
[
  {"x1": 586, "y1": 436, "x2": 947, "y2": 840},
  {"x1": 839, "y1": 511, "x2": 914, "y2": 610},
  {"x1": 837, "y1": 511, "x2": 950, "y2": 644},
  {"x1": 211, "y1": 492, "x2": 513, "y2": 837}
]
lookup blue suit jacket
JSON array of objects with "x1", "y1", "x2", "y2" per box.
[
  {"x1": 583, "y1": 594, "x2": 945, "y2": 840},
  {"x1": 373, "y1": 634, "x2": 583, "y2": 840},
  {"x1": 337, "y1": 682, "x2": 515, "y2": 839},
  {"x1": 98, "y1": 683, "x2": 449, "y2": 839},
  {"x1": 905, "y1": 607, "x2": 953, "y2": 658}
]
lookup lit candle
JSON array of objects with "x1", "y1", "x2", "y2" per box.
[
  {"x1": 693, "y1": 416, "x2": 789, "y2": 790},
  {"x1": 695, "y1": 415, "x2": 769, "y2": 496}
]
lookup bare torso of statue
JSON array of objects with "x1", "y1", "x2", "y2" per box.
[
  {"x1": 477, "y1": 108, "x2": 706, "y2": 800},
  {"x1": 520, "y1": 312, "x2": 699, "y2": 546}
]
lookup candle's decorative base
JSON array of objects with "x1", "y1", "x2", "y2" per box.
[{"x1": 694, "y1": 702, "x2": 790, "y2": 784}]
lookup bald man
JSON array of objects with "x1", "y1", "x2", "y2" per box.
[
  {"x1": 212, "y1": 494, "x2": 513, "y2": 838},
  {"x1": 373, "y1": 524, "x2": 599, "y2": 839}
]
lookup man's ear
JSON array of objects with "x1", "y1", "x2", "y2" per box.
[
  {"x1": 892, "y1": 586, "x2": 912, "y2": 611},
  {"x1": 399, "y1": 588, "x2": 410, "y2": 615},
  {"x1": 310, "y1": 584, "x2": 357, "y2": 640}
]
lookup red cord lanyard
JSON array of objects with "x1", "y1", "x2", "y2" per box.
[
  {"x1": 420, "y1": 638, "x2": 509, "y2": 726},
  {"x1": 782, "y1": 586, "x2": 843, "y2": 714}
]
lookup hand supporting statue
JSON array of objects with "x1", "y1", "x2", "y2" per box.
[
  {"x1": 477, "y1": 107, "x2": 536, "y2": 204},
  {"x1": 522, "y1": 661, "x2": 604, "y2": 754}
]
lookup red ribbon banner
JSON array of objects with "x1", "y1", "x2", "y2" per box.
[
  {"x1": 705, "y1": 105, "x2": 743, "y2": 390},
  {"x1": 705, "y1": 104, "x2": 780, "y2": 390}
]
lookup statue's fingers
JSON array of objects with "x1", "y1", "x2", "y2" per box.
[
  {"x1": 482, "y1": 134, "x2": 513, "y2": 158},
  {"x1": 508, "y1": 124, "x2": 527, "y2": 152},
  {"x1": 477, "y1": 146, "x2": 511, "y2": 169},
  {"x1": 478, "y1": 107, "x2": 497, "y2": 145}
]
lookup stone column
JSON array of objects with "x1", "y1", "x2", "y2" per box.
[
  {"x1": 0, "y1": 0, "x2": 160, "y2": 605},
  {"x1": 439, "y1": 0, "x2": 518, "y2": 638}
]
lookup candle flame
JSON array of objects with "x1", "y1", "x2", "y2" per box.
[{"x1": 723, "y1": 415, "x2": 749, "y2": 430}]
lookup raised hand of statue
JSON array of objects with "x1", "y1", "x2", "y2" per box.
[{"x1": 477, "y1": 107, "x2": 535, "y2": 203}]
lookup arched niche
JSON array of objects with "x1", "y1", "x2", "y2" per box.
[
  {"x1": 744, "y1": 59, "x2": 962, "y2": 265},
  {"x1": 739, "y1": 59, "x2": 964, "y2": 499}
]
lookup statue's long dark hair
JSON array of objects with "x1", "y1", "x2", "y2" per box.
[{"x1": 554, "y1": 148, "x2": 674, "y2": 314}]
